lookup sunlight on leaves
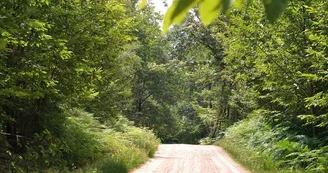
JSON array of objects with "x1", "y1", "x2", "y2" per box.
[
  {"x1": 163, "y1": 0, "x2": 199, "y2": 33},
  {"x1": 139, "y1": 0, "x2": 148, "y2": 9}
]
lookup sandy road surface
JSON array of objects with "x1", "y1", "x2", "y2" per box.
[{"x1": 131, "y1": 144, "x2": 250, "y2": 173}]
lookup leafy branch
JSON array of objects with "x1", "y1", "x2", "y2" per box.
[{"x1": 140, "y1": 0, "x2": 287, "y2": 32}]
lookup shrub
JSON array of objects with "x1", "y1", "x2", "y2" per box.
[
  {"x1": 69, "y1": 110, "x2": 160, "y2": 172},
  {"x1": 123, "y1": 126, "x2": 160, "y2": 157},
  {"x1": 215, "y1": 109, "x2": 328, "y2": 173},
  {"x1": 14, "y1": 108, "x2": 160, "y2": 172}
]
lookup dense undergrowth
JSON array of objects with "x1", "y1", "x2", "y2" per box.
[
  {"x1": 215, "y1": 110, "x2": 328, "y2": 173},
  {"x1": 1, "y1": 108, "x2": 159, "y2": 173}
]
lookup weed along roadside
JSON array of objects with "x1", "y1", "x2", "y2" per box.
[{"x1": 214, "y1": 112, "x2": 323, "y2": 173}]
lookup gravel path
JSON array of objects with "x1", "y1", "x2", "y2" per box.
[{"x1": 131, "y1": 144, "x2": 250, "y2": 173}]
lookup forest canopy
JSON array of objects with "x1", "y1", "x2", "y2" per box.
[{"x1": 1, "y1": 0, "x2": 328, "y2": 172}]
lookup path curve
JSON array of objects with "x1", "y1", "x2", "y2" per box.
[{"x1": 131, "y1": 144, "x2": 250, "y2": 173}]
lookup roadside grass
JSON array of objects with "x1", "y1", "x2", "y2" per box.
[
  {"x1": 212, "y1": 110, "x2": 314, "y2": 173},
  {"x1": 214, "y1": 139, "x2": 306, "y2": 173},
  {"x1": 42, "y1": 108, "x2": 160, "y2": 173},
  {"x1": 74, "y1": 118, "x2": 160, "y2": 173},
  {"x1": 74, "y1": 157, "x2": 128, "y2": 173},
  {"x1": 98, "y1": 159, "x2": 128, "y2": 173}
]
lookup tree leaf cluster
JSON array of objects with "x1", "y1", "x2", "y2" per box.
[{"x1": 140, "y1": 0, "x2": 287, "y2": 32}]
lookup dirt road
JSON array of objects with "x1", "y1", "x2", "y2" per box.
[{"x1": 131, "y1": 144, "x2": 250, "y2": 173}]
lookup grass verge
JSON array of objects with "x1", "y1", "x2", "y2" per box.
[
  {"x1": 214, "y1": 139, "x2": 308, "y2": 173},
  {"x1": 212, "y1": 110, "x2": 312, "y2": 173}
]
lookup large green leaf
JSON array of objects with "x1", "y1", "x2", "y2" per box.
[
  {"x1": 139, "y1": 0, "x2": 148, "y2": 9},
  {"x1": 199, "y1": 0, "x2": 233, "y2": 26},
  {"x1": 163, "y1": 0, "x2": 199, "y2": 33},
  {"x1": 162, "y1": 0, "x2": 287, "y2": 32},
  {"x1": 199, "y1": 0, "x2": 221, "y2": 26},
  {"x1": 262, "y1": 0, "x2": 287, "y2": 22}
]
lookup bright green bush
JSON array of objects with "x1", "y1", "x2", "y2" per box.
[
  {"x1": 67, "y1": 109, "x2": 160, "y2": 173},
  {"x1": 97, "y1": 131, "x2": 148, "y2": 170},
  {"x1": 123, "y1": 126, "x2": 160, "y2": 157},
  {"x1": 65, "y1": 109, "x2": 160, "y2": 172},
  {"x1": 13, "y1": 108, "x2": 159, "y2": 172},
  {"x1": 61, "y1": 111, "x2": 103, "y2": 167},
  {"x1": 216, "y1": 109, "x2": 328, "y2": 173},
  {"x1": 20, "y1": 108, "x2": 103, "y2": 172}
]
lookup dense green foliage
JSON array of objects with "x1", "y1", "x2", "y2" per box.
[
  {"x1": 0, "y1": 0, "x2": 161, "y2": 172},
  {"x1": 1, "y1": 0, "x2": 328, "y2": 172},
  {"x1": 215, "y1": 113, "x2": 325, "y2": 173},
  {"x1": 208, "y1": 0, "x2": 328, "y2": 172}
]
